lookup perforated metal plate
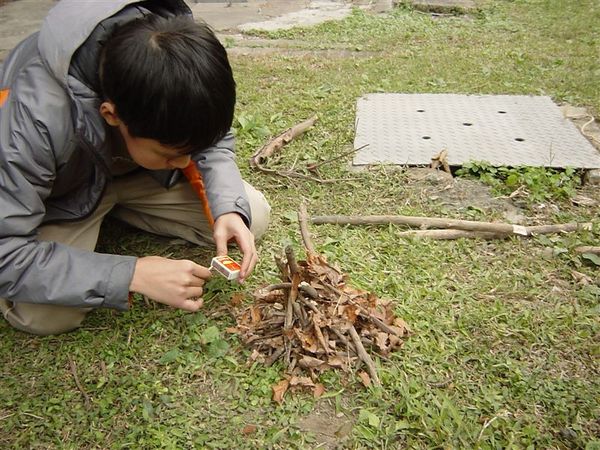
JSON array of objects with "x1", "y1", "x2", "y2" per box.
[{"x1": 353, "y1": 94, "x2": 600, "y2": 168}]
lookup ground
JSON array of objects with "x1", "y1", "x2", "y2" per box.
[{"x1": 1, "y1": 1, "x2": 599, "y2": 449}]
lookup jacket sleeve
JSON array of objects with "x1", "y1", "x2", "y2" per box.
[
  {"x1": 193, "y1": 131, "x2": 252, "y2": 227},
  {"x1": 0, "y1": 98, "x2": 136, "y2": 310}
]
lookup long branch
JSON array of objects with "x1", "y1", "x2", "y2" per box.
[
  {"x1": 312, "y1": 215, "x2": 591, "y2": 236},
  {"x1": 249, "y1": 115, "x2": 318, "y2": 167},
  {"x1": 574, "y1": 246, "x2": 600, "y2": 255}
]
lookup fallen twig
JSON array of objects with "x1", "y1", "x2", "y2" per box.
[
  {"x1": 306, "y1": 145, "x2": 366, "y2": 172},
  {"x1": 348, "y1": 326, "x2": 381, "y2": 387},
  {"x1": 249, "y1": 116, "x2": 357, "y2": 184},
  {"x1": 580, "y1": 115, "x2": 600, "y2": 145},
  {"x1": 396, "y1": 229, "x2": 508, "y2": 240},
  {"x1": 249, "y1": 116, "x2": 318, "y2": 167},
  {"x1": 311, "y1": 214, "x2": 591, "y2": 238},
  {"x1": 574, "y1": 246, "x2": 600, "y2": 255},
  {"x1": 298, "y1": 202, "x2": 316, "y2": 255},
  {"x1": 69, "y1": 358, "x2": 91, "y2": 408}
]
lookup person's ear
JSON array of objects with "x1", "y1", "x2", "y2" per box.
[{"x1": 99, "y1": 101, "x2": 121, "y2": 126}]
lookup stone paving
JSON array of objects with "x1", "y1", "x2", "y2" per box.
[
  {"x1": 0, "y1": 0, "x2": 394, "y2": 62},
  {"x1": 0, "y1": 0, "x2": 480, "y2": 63}
]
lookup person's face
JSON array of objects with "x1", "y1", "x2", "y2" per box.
[
  {"x1": 100, "y1": 101, "x2": 191, "y2": 170},
  {"x1": 117, "y1": 122, "x2": 191, "y2": 170}
]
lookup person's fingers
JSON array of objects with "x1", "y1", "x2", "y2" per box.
[
  {"x1": 178, "y1": 297, "x2": 204, "y2": 312},
  {"x1": 214, "y1": 230, "x2": 229, "y2": 256},
  {"x1": 238, "y1": 235, "x2": 257, "y2": 282},
  {"x1": 191, "y1": 264, "x2": 212, "y2": 280},
  {"x1": 185, "y1": 286, "x2": 205, "y2": 299},
  {"x1": 240, "y1": 251, "x2": 258, "y2": 283}
]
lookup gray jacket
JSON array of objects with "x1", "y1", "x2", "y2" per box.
[{"x1": 0, "y1": 0, "x2": 251, "y2": 310}]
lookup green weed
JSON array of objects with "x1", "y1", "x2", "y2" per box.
[{"x1": 456, "y1": 161, "x2": 581, "y2": 203}]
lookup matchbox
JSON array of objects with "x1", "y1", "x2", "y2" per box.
[{"x1": 210, "y1": 256, "x2": 241, "y2": 281}]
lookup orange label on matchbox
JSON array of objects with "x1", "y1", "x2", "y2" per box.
[{"x1": 211, "y1": 256, "x2": 241, "y2": 280}]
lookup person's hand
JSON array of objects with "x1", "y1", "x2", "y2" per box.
[
  {"x1": 129, "y1": 256, "x2": 211, "y2": 311},
  {"x1": 213, "y1": 212, "x2": 257, "y2": 283}
]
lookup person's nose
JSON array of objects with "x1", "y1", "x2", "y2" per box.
[{"x1": 167, "y1": 154, "x2": 192, "y2": 169}]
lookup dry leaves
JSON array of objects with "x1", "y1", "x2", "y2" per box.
[{"x1": 231, "y1": 247, "x2": 410, "y2": 403}]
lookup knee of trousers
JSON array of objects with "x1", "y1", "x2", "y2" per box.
[
  {"x1": 247, "y1": 188, "x2": 271, "y2": 241},
  {"x1": 1, "y1": 300, "x2": 91, "y2": 336}
]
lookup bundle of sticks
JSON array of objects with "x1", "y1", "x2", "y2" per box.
[{"x1": 230, "y1": 206, "x2": 408, "y2": 396}]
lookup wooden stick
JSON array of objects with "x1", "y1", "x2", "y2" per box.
[
  {"x1": 274, "y1": 255, "x2": 289, "y2": 281},
  {"x1": 396, "y1": 230, "x2": 507, "y2": 240},
  {"x1": 306, "y1": 145, "x2": 365, "y2": 172},
  {"x1": 249, "y1": 116, "x2": 318, "y2": 167},
  {"x1": 348, "y1": 326, "x2": 381, "y2": 387},
  {"x1": 360, "y1": 312, "x2": 402, "y2": 337},
  {"x1": 265, "y1": 347, "x2": 285, "y2": 367},
  {"x1": 253, "y1": 164, "x2": 344, "y2": 184},
  {"x1": 329, "y1": 327, "x2": 356, "y2": 354},
  {"x1": 285, "y1": 245, "x2": 300, "y2": 276},
  {"x1": 312, "y1": 215, "x2": 591, "y2": 236},
  {"x1": 313, "y1": 318, "x2": 331, "y2": 354},
  {"x1": 298, "y1": 203, "x2": 317, "y2": 255},
  {"x1": 284, "y1": 246, "x2": 300, "y2": 330},
  {"x1": 69, "y1": 358, "x2": 91, "y2": 408},
  {"x1": 574, "y1": 246, "x2": 600, "y2": 255},
  {"x1": 265, "y1": 282, "x2": 319, "y2": 300}
]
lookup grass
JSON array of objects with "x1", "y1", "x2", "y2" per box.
[{"x1": 1, "y1": 1, "x2": 599, "y2": 448}]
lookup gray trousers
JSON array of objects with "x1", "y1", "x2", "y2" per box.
[{"x1": 0, "y1": 171, "x2": 270, "y2": 335}]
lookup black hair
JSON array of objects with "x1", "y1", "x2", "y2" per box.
[{"x1": 100, "y1": 14, "x2": 235, "y2": 151}]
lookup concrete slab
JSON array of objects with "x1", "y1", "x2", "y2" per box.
[
  {"x1": 0, "y1": 0, "x2": 391, "y2": 62},
  {"x1": 191, "y1": 0, "x2": 313, "y2": 32},
  {"x1": 0, "y1": 0, "x2": 55, "y2": 62},
  {"x1": 353, "y1": 93, "x2": 600, "y2": 169},
  {"x1": 238, "y1": 1, "x2": 354, "y2": 32}
]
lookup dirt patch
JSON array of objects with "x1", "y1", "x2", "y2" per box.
[
  {"x1": 297, "y1": 401, "x2": 354, "y2": 449},
  {"x1": 405, "y1": 168, "x2": 528, "y2": 223}
]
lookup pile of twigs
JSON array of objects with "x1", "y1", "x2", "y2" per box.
[{"x1": 230, "y1": 205, "x2": 409, "y2": 400}]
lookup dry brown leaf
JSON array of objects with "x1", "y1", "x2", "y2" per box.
[
  {"x1": 389, "y1": 334, "x2": 401, "y2": 348},
  {"x1": 289, "y1": 376, "x2": 315, "y2": 388},
  {"x1": 571, "y1": 270, "x2": 593, "y2": 285},
  {"x1": 248, "y1": 349, "x2": 265, "y2": 364},
  {"x1": 327, "y1": 355, "x2": 348, "y2": 370},
  {"x1": 298, "y1": 355, "x2": 326, "y2": 369},
  {"x1": 344, "y1": 304, "x2": 359, "y2": 323},
  {"x1": 250, "y1": 305, "x2": 262, "y2": 324},
  {"x1": 242, "y1": 424, "x2": 258, "y2": 435},
  {"x1": 375, "y1": 332, "x2": 390, "y2": 354},
  {"x1": 294, "y1": 329, "x2": 319, "y2": 353},
  {"x1": 272, "y1": 379, "x2": 290, "y2": 404},
  {"x1": 393, "y1": 318, "x2": 410, "y2": 334},
  {"x1": 358, "y1": 371, "x2": 371, "y2": 387},
  {"x1": 230, "y1": 292, "x2": 245, "y2": 306},
  {"x1": 225, "y1": 327, "x2": 240, "y2": 334},
  {"x1": 313, "y1": 383, "x2": 326, "y2": 398}
]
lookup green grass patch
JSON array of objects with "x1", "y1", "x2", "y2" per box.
[{"x1": 1, "y1": 1, "x2": 599, "y2": 448}]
